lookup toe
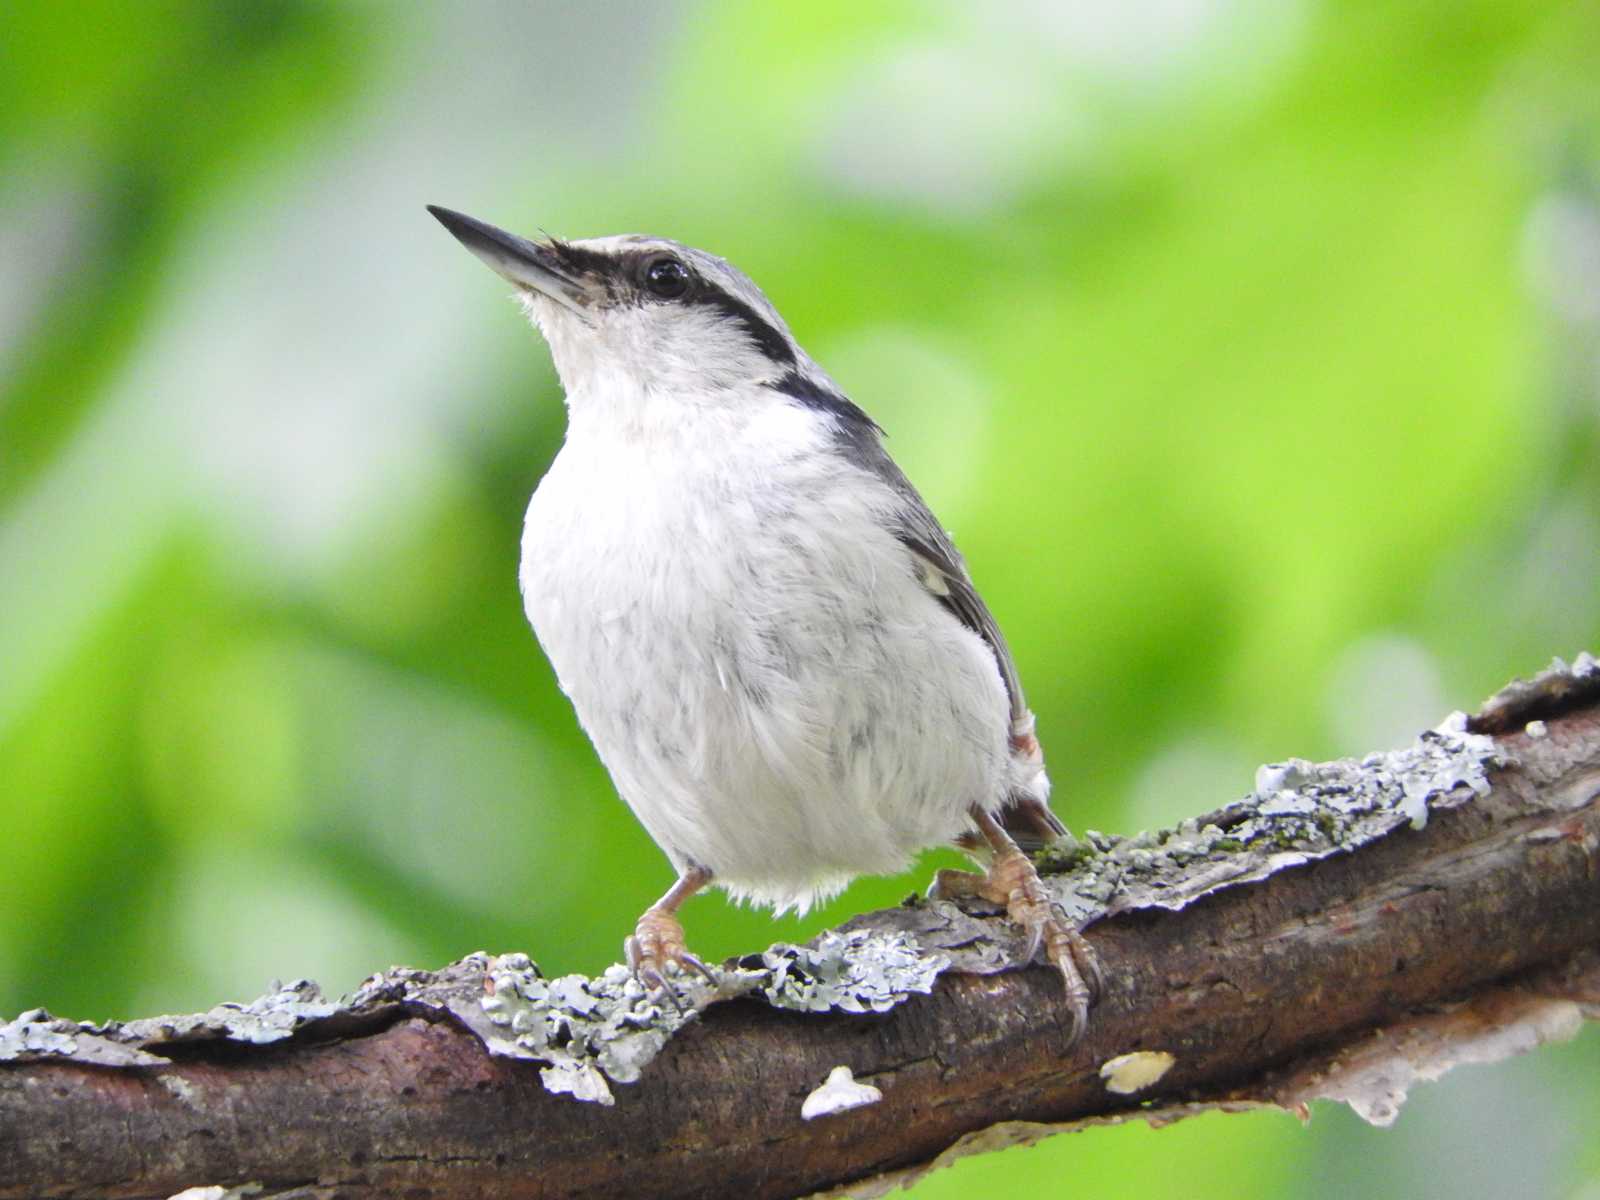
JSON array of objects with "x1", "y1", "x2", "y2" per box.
[
  {"x1": 626, "y1": 907, "x2": 716, "y2": 1009},
  {"x1": 1020, "y1": 918, "x2": 1045, "y2": 965},
  {"x1": 1058, "y1": 981, "x2": 1090, "y2": 1047},
  {"x1": 1070, "y1": 934, "x2": 1105, "y2": 1003},
  {"x1": 648, "y1": 972, "x2": 686, "y2": 1013},
  {"x1": 678, "y1": 949, "x2": 720, "y2": 987}
]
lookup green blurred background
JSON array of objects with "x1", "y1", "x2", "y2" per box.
[{"x1": 3, "y1": 0, "x2": 1598, "y2": 1195}]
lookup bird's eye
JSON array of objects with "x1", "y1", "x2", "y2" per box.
[{"x1": 641, "y1": 254, "x2": 692, "y2": 300}]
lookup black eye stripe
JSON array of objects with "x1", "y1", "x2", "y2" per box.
[
  {"x1": 550, "y1": 241, "x2": 797, "y2": 366},
  {"x1": 692, "y1": 284, "x2": 795, "y2": 367},
  {"x1": 547, "y1": 239, "x2": 616, "y2": 277},
  {"x1": 773, "y1": 370, "x2": 880, "y2": 432}
]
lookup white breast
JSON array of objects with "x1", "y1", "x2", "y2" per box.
[{"x1": 519, "y1": 388, "x2": 1011, "y2": 912}]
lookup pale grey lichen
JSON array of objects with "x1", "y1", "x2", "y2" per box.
[
  {"x1": 478, "y1": 955, "x2": 709, "y2": 1105},
  {"x1": 856, "y1": 714, "x2": 1514, "y2": 976},
  {"x1": 2, "y1": 931, "x2": 949, "y2": 1108},
  {"x1": 1, "y1": 669, "x2": 1558, "y2": 1107},
  {"x1": 1027, "y1": 720, "x2": 1507, "y2": 926},
  {"x1": 0, "y1": 1008, "x2": 211, "y2": 1068},
  {"x1": 467, "y1": 930, "x2": 943, "y2": 1103},
  {"x1": 0, "y1": 1010, "x2": 109, "y2": 1064},
  {"x1": 472, "y1": 929, "x2": 945, "y2": 1104},
  {"x1": 0, "y1": 963, "x2": 501, "y2": 1069},
  {"x1": 754, "y1": 928, "x2": 947, "y2": 1014},
  {"x1": 119, "y1": 979, "x2": 344, "y2": 1048}
]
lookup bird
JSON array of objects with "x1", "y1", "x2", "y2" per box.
[{"x1": 428, "y1": 206, "x2": 1101, "y2": 1038}]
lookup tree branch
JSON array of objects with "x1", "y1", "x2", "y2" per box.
[{"x1": 4, "y1": 658, "x2": 1600, "y2": 1200}]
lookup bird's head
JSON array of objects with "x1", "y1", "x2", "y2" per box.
[{"x1": 429, "y1": 206, "x2": 809, "y2": 408}]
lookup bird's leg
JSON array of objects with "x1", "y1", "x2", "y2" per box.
[
  {"x1": 934, "y1": 810, "x2": 1102, "y2": 1043},
  {"x1": 625, "y1": 865, "x2": 719, "y2": 1006}
]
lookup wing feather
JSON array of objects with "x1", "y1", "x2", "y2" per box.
[
  {"x1": 807, "y1": 395, "x2": 1028, "y2": 725},
  {"x1": 800, "y1": 381, "x2": 1063, "y2": 845}
]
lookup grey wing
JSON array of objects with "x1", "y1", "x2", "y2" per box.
[
  {"x1": 774, "y1": 371, "x2": 1031, "y2": 716},
  {"x1": 824, "y1": 418, "x2": 1024, "y2": 719},
  {"x1": 888, "y1": 471, "x2": 1066, "y2": 845},
  {"x1": 894, "y1": 509, "x2": 1026, "y2": 726},
  {"x1": 833, "y1": 419, "x2": 1066, "y2": 842},
  {"x1": 786, "y1": 372, "x2": 1063, "y2": 839}
]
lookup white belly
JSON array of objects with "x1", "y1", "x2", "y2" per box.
[{"x1": 519, "y1": 405, "x2": 1011, "y2": 912}]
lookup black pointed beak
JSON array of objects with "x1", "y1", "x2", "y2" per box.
[{"x1": 427, "y1": 205, "x2": 589, "y2": 311}]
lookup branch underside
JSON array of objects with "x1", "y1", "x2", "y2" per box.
[{"x1": 3, "y1": 659, "x2": 1600, "y2": 1200}]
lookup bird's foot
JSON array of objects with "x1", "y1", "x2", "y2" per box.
[
  {"x1": 625, "y1": 905, "x2": 719, "y2": 1011},
  {"x1": 933, "y1": 850, "x2": 1102, "y2": 1044}
]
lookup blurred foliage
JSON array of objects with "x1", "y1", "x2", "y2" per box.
[{"x1": 2, "y1": 1, "x2": 1598, "y2": 1197}]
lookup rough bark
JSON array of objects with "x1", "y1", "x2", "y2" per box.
[{"x1": 3, "y1": 660, "x2": 1599, "y2": 1200}]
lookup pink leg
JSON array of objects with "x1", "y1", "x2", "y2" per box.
[{"x1": 624, "y1": 866, "x2": 718, "y2": 1006}]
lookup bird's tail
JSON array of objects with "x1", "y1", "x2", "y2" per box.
[
  {"x1": 951, "y1": 710, "x2": 1064, "y2": 854},
  {"x1": 999, "y1": 709, "x2": 1064, "y2": 849}
]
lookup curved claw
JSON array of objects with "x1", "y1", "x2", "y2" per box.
[
  {"x1": 1058, "y1": 983, "x2": 1090, "y2": 1047},
  {"x1": 1042, "y1": 899, "x2": 1105, "y2": 1005},
  {"x1": 677, "y1": 949, "x2": 720, "y2": 988},
  {"x1": 651, "y1": 972, "x2": 686, "y2": 1014},
  {"x1": 970, "y1": 844, "x2": 1104, "y2": 1045},
  {"x1": 626, "y1": 906, "x2": 717, "y2": 1012},
  {"x1": 623, "y1": 933, "x2": 643, "y2": 974},
  {"x1": 1014, "y1": 906, "x2": 1099, "y2": 1045},
  {"x1": 1021, "y1": 919, "x2": 1045, "y2": 967},
  {"x1": 1072, "y1": 930, "x2": 1106, "y2": 1003},
  {"x1": 625, "y1": 938, "x2": 685, "y2": 1012}
]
